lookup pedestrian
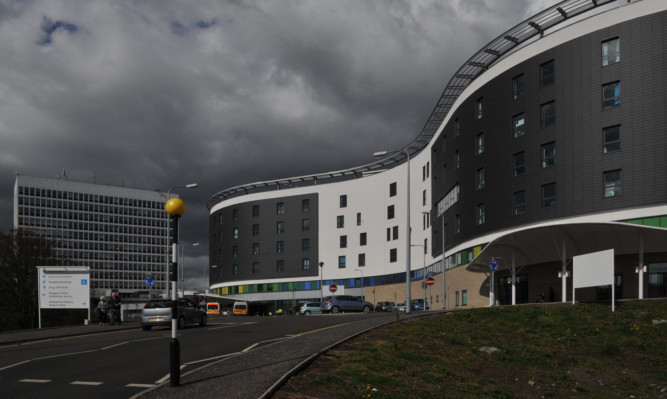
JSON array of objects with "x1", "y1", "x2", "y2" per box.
[
  {"x1": 108, "y1": 291, "x2": 122, "y2": 325},
  {"x1": 96, "y1": 296, "x2": 108, "y2": 325},
  {"x1": 548, "y1": 286, "x2": 555, "y2": 302}
]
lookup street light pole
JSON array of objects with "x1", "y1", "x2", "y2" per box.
[
  {"x1": 318, "y1": 262, "x2": 324, "y2": 303},
  {"x1": 165, "y1": 183, "x2": 198, "y2": 299},
  {"x1": 355, "y1": 268, "x2": 364, "y2": 302},
  {"x1": 374, "y1": 149, "x2": 411, "y2": 314},
  {"x1": 412, "y1": 244, "x2": 426, "y2": 311},
  {"x1": 180, "y1": 242, "x2": 199, "y2": 296}
]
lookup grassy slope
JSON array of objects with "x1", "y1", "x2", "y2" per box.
[{"x1": 275, "y1": 300, "x2": 667, "y2": 399}]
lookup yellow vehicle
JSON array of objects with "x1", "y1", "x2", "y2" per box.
[
  {"x1": 233, "y1": 301, "x2": 248, "y2": 315},
  {"x1": 206, "y1": 302, "x2": 220, "y2": 315}
]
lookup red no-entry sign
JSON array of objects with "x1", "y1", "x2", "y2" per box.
[
  {"x1": 329, "y1": 284, "x2": 338, "y2": 293},
  {"x1": 426, "y1": 277, "x2": 435, "y2": 286}
]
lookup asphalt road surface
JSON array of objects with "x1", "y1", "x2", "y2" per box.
[{"x1": 0, "y1": 313, "x2": 393, "y2": 399}]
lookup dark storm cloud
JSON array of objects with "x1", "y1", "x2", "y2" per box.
[{"x1": 0, "y1": 0, "x2": 561, "y2": 289}]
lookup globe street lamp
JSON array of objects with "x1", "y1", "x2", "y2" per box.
[{"x1": 374, "y1": 149, "x2": 411, "y2": 313}]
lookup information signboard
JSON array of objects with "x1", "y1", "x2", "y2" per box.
[{"x1": 38, "y1": 266, "x2": 90, "y2": 309}]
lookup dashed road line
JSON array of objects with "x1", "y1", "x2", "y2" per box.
[
  {"x1": 0, "y1": 359, "x2": 31, "y2": 372},
  {"x1": 127, "y1": 383, "x2": 155, "y2": 388},
  {"x1": 101, "y1": 341, "x2": 130, "y2": 350},
  {"x1": 33, "y1": 349, "x2": 97, "y2": 360},
  {"x1": 19, "y1": 379, "x2": 51, "y2": 383},
  {"x1": 71, "y1": 380, "x2": 103, "y2": 386}
]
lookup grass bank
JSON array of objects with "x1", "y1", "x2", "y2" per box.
[{"x1": 275, "y1": 299, "x2": 667, "y2": 398}]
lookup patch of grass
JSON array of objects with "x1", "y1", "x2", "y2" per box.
[{"x1": 275, "y1": 299, "x2": 667, "y2": 399}]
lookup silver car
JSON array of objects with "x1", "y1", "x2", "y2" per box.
[
  {"x1": 141, "y1": 298, "x2": 207, "y2": 331},
  {"x1": 299, "y1": 302, "x2": 322, "y2": 315},
  {"x1": 320, "y1": 296, "x2": 374, "y2": 313}
]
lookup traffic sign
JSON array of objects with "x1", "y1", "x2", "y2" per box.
[
  {"x1": 329, "y1": 284, "x2": 338, "y2": 293},
  {"x1": 144, "y1": 275, "x2": 156, "y2": 287},
  {"x1": 426, "y1": 277, "x2": 435, "y2": 286},
  {"x1": 489, "y1": 259, "x2": 499, "y2": 271}
]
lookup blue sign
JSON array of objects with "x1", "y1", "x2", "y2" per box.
[
  {"x1": 144, "y1": 275, "x2": 156, "y2": 287},
  {"x1": 489, "y1": 260, "x2": 498, "y2": 271}
]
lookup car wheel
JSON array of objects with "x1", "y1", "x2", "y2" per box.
[
  {"x1": 304, "y1": 310, "x2": 311, "y2": 315},
  {"x1": 141, "y1": 325, "x2": 152, "y2": 331},
  {"x1": 199, "y1": 314, "x2": 207, "y2": 327},
  {"x1": 362, "y1": 305, "x2": 371, "y2": 313},
  {"x1": 331, "y1": 306, "x2": 340, "y2": 314},
  {"x1": 177, "y1": 316, "x2": 185, "y2": 329}
]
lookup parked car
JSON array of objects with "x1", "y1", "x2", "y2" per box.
[
  {"x1": 141, "y1": 298, "x2": 207, "y2": 331},
  {"x1": 411, "y1": 299, "x2": 429, "y2": 311},
  {"x1": 321, "y1": 296, "x2": 374, "y2": 314},
  {"x1": 396, "y1": 302, "x2": 417, "y2": 312},
  {"x1": 299, "y1": 302, "x2": 322, "y2": 315},
  {"x1": 375, "y1": 301, "x2": 395, "y2": 312}
]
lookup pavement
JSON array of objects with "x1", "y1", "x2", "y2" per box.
[{"x1": 0, "y1": 312, "x2": 432, "y2": 399}]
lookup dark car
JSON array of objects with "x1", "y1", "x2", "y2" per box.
[
  {"x1": 411, "y1": 299, "x2": 429, "y2": 311},
  {"x1": 321, "y1": 295, "x2": 373, "y2": 313},
  {"x1": 375, "y1": 301, "x2": 395, "y2": 312},
  {"x1": 140, "y1": 298, "x2": 207, "y2": 331}
]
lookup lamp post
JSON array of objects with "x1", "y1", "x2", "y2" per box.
[
  {"x1": 165, "y1": 197, "x2": 187, "y2": 387},
  {"x1": 374, "y1": 149, "x2": 411, "y2": 313},
  {"x1": 165, "y1": 183, "x2": 198, "y2": 299},
  {"x1": 318, "y1": 262, "x2": 324, "y2": 303},
  {"x1": 355, "y1": 268, "x2": 364, "y2": 302},
  {"x1": 179, "y1": 242, "x2": 199, "y2": 296},
  {"x1": 412, "y1": 244, "x2": 426, "y2": 311},
  {"x1": 441, "y1": 213, "x2": 446, "y2": 309}
]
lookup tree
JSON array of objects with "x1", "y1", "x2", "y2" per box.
[{"x1": 0, "y1": 229, "x2": 55, "y2": 331}]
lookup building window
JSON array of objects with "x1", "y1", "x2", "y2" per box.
[
  {"x1": 390, "y1": 248, "x2": 397, "y2": 263},
  {"x1": 233, "y1": 246, "x2": 238, "y2": 258},
  {"x1": 462, "y1": 290, "x2": 468, "y2": 306},
  {"x1": 542, "y1": 183, "x2": 556, "y2": 208},
  {"x1": 340, "y1": 235, "x2": 347, "y2": 248},
  {"x1": 277, "y1": 241, "x2": 285, "y2": 253},
  {"x1": 387, "y1": 205, "x2": 395, "y2": 220},
  {"x1": 455, "y1": 150, "x2": 460, "y2": 169},
  {"x1": 392, "y1": 226, "x2": 399, "y2": 240},
  {"x1": 512, "y1": 113, "x2": 525, "y2": 138},
  {"x1": 603, "y1": 125, "x2": 621, "y2": 154},
  {"x1": 386, "y1": 228, "x2": 390, "y2": 241},
  {"x1": 513, "y1": 152, "x2": 525, "y2": 176},
  {"x1": 423, "y1": 190, "x2": 427, "y2": 206},
  {"x1": 277, "y1": 260, "x2": 284, "y2": 273},
  {"x1": 302, "y1": 219, "x2": 310, "y2": 232},
  {"x1": 603, "y1": 81, "x2": 621, "y2": 109},
  {"x1": 360, "y1": 232, "x2": 367, "y2": 246},
  {"x1": 540, "y1": 60, "x2": 554, "y2": 87},
  {"x1": 253, "y1": 262, "x2": 260, "y2": 274},
  {"x1": 389, "y1": 182, "x2": 397, "y2": 197},
  {"x1": 276, "y1": 202, "x2": 285, "y2": 215},
  {"x1": 302, "y1": 258, "x2": 310, "y2": 271},
  {"x1": 358, "y1": 253, "x2": 366, "y2": 267},
  {"x1": 476, "y1": 168, "x2": 485, "y2": 190},
  {"x1": 340, "y1": 195, "x2": 347, "y2": 208},
  {"x1": 357, "y1": 212, "x2": 361, "y2": 226},
  {"x1": 512, "y1": 74, "x2": 524, "y2": 99},
  {"x1": 232, "y1": 227, "x2": 239, "y2": 239},
  {"x1": 302, "y1": 199, "x2": 310, "y2": 212},
  {"x1": 602, "y1": 37, "x2": 620, "y2": 66},
  {"x1": 252, "y1": 224, "x2": 259, "y2": 236},
  {"x1": 513, "y1": 191, "x2": 525, "y2": 215},
  {"x1": 252, "y1": 205, "x2": 260, "y2": 217},
  {"x1": 277, "y1": 221, "x2": 285, "y2": 234},
  {"x1": 475, "y1": 97, "x2": 483, "y2": 120},
  {"x1": 233, "y1": 264, "x2": 238, "y2": 275},
  {"x1": 338, "y1": 256, "x2": 346, "y2": 268},
  {"x1": 541, "y1": 142, "x2": 556, "y2": 168},
  {"x1": 476, "y1": 132, "x2": 484, "y2": 155},
  {"x1": 337, "y1": 216, "x2": 344, "y2": 228},
  {"x1": 455, "y1": 291, "x2": 460, "y2": 307},
  {"x1": 604, "y1": 170, "x2": 622, "y2": 198},
  {"x1": 423, "y1": 238, "x2": 428, "y2": 254},
  {"x1": 540, "y1": 101, "x2": 555, "y2": 127},
  {"x1": 476, "y1": 203, "x2": 485, "y2": 225},
  {"x1": 302, "y1": 238, "x2": 310, "y2": 251},
  {"x1": 456, "y1": 214, "x2": 460, "y2": 233},
  {"x1": 232, "y1": 209, "x2": 238, "y2": 221},
  {"x1": 455, "y1": 118, "x2": 460, "y2": 136},
  {"x1": 253, "y1": 243, "x2": 260, "y2": 255}
]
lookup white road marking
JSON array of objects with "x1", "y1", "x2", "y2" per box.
[
  {"x1": 242, "y1": 343, "x2": 259, "y2": 352},
  {"x1": 101, "y1": 341, "x2": 130, "y2": 350},
  {"x1": 127, "y1": 383, "x2": 155, "y2": 388},
  {"x1": 184, "y1": 352, "x2": 240, "y2": 366},
  {"x1": 155, "y1": 365, "x2": 186, "y2": 384},
  {"x1": 0, "y1": 360, "x2": 31, "y2": 372},
  {"x1": 20, "y1": 379, "x2": 51, "y2": 383},
  {"x1": 208, "y1": 321, "x2": 257, "y2": 331},
  {"x1": 71, "y1": 381, "x2": 103, "y2": 386},
  {"x1": 33, "y1": 349, "x2": 97, "y2": 360}
]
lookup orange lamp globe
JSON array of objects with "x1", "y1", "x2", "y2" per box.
[{"x1": 165, "y1": 198, "x2": 186, "y2": 216}]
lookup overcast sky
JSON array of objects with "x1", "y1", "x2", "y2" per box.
[{"x1": 0, "y1": 0, "x2": 561, "y2": 290}]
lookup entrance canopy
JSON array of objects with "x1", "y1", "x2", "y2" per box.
[{"x1": 467, "y1": 222, "x2": 667, "y2": 273}]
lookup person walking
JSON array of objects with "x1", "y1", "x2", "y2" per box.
[
  {"x1": 108, "y1": 291, "x2": 122, "y2": 325},
  {"x1": 96, "y1": 296, "x2": 108, "y2": 325}
]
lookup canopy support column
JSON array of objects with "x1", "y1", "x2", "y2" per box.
[
  {"x1": 511, "y1": 252, "x2": 516, "y2": 305},
  {"x1": 561, "y1": 240, "x2": 567, "y2": 302}
]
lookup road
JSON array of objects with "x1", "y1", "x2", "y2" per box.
[{"x1": 0, "y1": 313, "x2": 394, "y2": 399}]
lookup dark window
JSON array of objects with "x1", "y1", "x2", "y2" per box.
[
  {"x1": 540, "y1": 101, "x2": 555, "y2": 127},
  {"x1": 233, "y1": 246, "x2": 238, "y2": 258},
  {"x1": 513, "y1": 113, "x2": 525, "y2": 138},
  {"x1": 604, "y1": 170, "x2": 622, "y2": 198},
  {"x1": 302, "y1": 199, "x2": 310, "y2": 212},
  {"x1": 513, "y1": 191, "x2": 525, "y2": 215},
  {"x1": 277, "y1": 222, "x2": 285, "y2": 234},
  {"x1": 602, "y1": 37, "x2": 620, "y2": 66},
  {"x1": 475, "y1": 97, "x2": 483, "y2": 120},
  {"x1": 302, "y1": 219, "x2": 310, "y2": 232},
  {"x1": 513, "y1": 152, "x2": 525, "y2": 176},
  {"x1": 390, "y1": 248, "x2": 397, "y2": 263},
  {"x1": 233, "y1": 264, "x2": 238, "y2": 275},
  {"x1": 277, "y1": 241, "x2": 285, "y2": 253},
  {"x1": 541, "y1": 142, "x2": 556, "y2": 168},
  {"x1": 276, "y1": 202, "x2": 285, "y2": 215},
  {"x1": 252, "y1": 205, "x2": 259, "y2": 217},
  {"x1": 253, "y1": 262, "x2": 260, "y2": 274},
  {"x1": 389, "y1": 182, "x2": 397, "y2": 197},
  {"x1": 357, "y1": 212, "x2": 361, "y2": 226},
  {"x1": 253, "y1": 243, "x2": 260, "y2": 255},
  {"x1": 476, "y1": 132, "x2": 484, "y2": 155},
  {"x1": 540, "y1": 60, "x2": 554, "y2": 87},
  {"x1": 392, "y1": 226, "x2": 399, "y2": 240},
  {"x1": 386, "y1": 228, "x2": 391, "y2": 241},
  {"x1": 340, "y1": 195, "x2": 347, "y2": 208},
  {"x1": 232, "y1": 209, "x2": 238, "y2": 221},
  {"x1": 276, "y1": 260, "x2": 284, "y2": 273},
  {"x1": 476, "y1": 168, "x2": 485, "y2": 190},
  {"x1": 337, "y1": 215, "x2": 344, "y2": 228},
  {"x1": 512, "y1": 74, "x2": 524, "y2": 99},
  {"x1": 232, "y1": 227, "x2": 239, "y2": 239},
  {"x1": 302, "y1": 258, "x2": 310, "y2": 271},
  {"x1": 603, "y1": 125, "x2": 621, "y2": 154},
  {"x1": 542, "y1": 183, "x2": 556, "y2": 208},
  {"x1": 252, "y1": 224, "x2": 259, "y2": 236},
  {"x1": 387, "y1": 205, "x2": 395, "y2": 219},
  {"x1": 340, "y1": 235, "x2": 347, "y2": 248},
  {"x1": 302, "y1": 238, "x2": 310, "y2": 251},
  {"x1": 358, "y1": 253, "x2": 366, "y2": 267},
  {"x1": 455, "y1": 118, "x2": 460, "y2": 136},
  {"x1": 476, "y1": 203, "x2": 485, "y2": 225},
  {"x1": 603, "y1": 81, "x2": 621, "y2": 109},
  {"x1": 338, "y1": 256, "x2": 346, "y2": 268},
  {"x1": 360, "y1": 232, "x2": 367, "y2": 246}
]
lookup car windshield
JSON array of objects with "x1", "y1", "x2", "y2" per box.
[{"x1": 145, "y1": 300, "x2": 170, "y2": 309}]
